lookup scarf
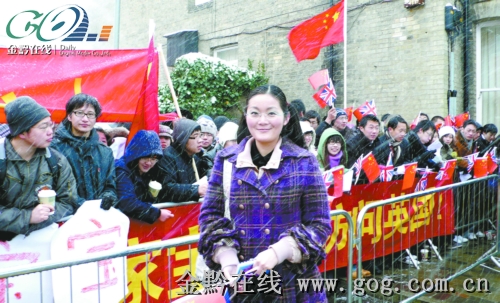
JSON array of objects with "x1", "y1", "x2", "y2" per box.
[
  {"x1": 385, "y1": 130, "x2": 402, "y2": 163},
  {"x1": 328, "y1": 151, "x2": 343, "y2": 168}
]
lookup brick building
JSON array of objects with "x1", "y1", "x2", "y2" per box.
[{"x1": 118, "y1": 0, "x2": 499, "y2": 126}]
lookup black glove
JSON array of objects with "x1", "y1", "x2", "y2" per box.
[
  {"x1": 420, "y1": 150, "x2": 436, "y2": 161},
  {"x1": 100, "y1": 196, "x2": 116, "y2": 210}
]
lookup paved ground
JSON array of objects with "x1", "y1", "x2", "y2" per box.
[{"x1": 328, "y1": 238, "x2": 500, "y2": 302}]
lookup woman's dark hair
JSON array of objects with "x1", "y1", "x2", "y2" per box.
[
  {"x1": 322, "y1": 134, "x2": 346, "y2": 170},
  {"x1": 65, "y1": 93, "x2": 102, "y2": 119},
  {"x1": 237, "y1": 85, "x2": 304, "y2": 148}
]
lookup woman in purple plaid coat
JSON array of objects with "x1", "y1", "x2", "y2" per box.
[{"x1": 199, "y1": 85, "x2": 332, "y2": 302}]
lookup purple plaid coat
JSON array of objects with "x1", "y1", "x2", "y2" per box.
[{"x1": 199, "y1": 137, "x2": 331, "y2": 302}]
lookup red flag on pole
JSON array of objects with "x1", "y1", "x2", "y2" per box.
[
  {"x1": 308, "y1": 69, "x2": 330, "y2": 90},
  {"x1": 487, "y1": 147, "x2": 498, "y2": 174},
  {"x1": 312, "y1": 91, "x2": 327, "y2": 108},
  {"x1": 353, "y1": 100, "x2": 377, "y2": 121},
  {"x1": 344, "y1": 107, "x2": 353, "y2": 122},
  {"x1": 402, "y1": 162, "x2": 418, "y2": 191},
  {"x1": 288, "y1": 0, "x2": 345, "y2": 62},
  {"x1": 326, "y1": 166, "x2": 344, "y2": 198},
  {"x1": 474, "y1": 157, "x2": 488, "y2": 178},
  {"x1": 361, "y1": 152, "x2": 380, "y2": 183},
  {"x1": 128, "y1": 37, "x2": 160, "y2": 143},
  {"x1": 454, "y1": 112, "x2": 469, "y2": 128}
]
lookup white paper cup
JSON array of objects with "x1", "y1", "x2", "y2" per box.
[
  {"x1": 149, "y1": 180, "x2": 162, "y2": 198},
  {"x1": 420, "y1": 249, "x2": 429, "y2": 260},
  {"x1": 38, "y1": 190, "x2": 56, "y2": 215}
]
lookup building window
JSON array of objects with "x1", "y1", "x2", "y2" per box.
[
  {"x1": 476, "y1": 21, "x2": 500, "y2": 126},
  {"x1": 214, "y1": 46, "x2": 238, "y2": 66},
  {"x1": 195, "y1": 0, "x2": 211, "y2": 5}
]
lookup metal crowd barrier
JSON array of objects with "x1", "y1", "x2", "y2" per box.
[
  {"x1": 0, "y1": 206, "x2": 355, "y2": 303},
  {"x1": 355, "y1": 175, "x2": 499, "y2": 303}
]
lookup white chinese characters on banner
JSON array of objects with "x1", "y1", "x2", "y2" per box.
[
  {"x1": 0, "y1": 224, "x2": 58, "y2": 303},
  {"x1": 51, "y1": 200, "x2": 130, "y2": 303}
]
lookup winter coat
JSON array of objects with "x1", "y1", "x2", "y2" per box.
[
  {"x1": 316, "y1": 128, "x2": 348, "y2": 170},
  {"x1": 475, "y1": 135, "x2": 490, "y2": 154},
  {"x1": 403, "y1": 131, "x2": 440, "y2": 170},
  {"x1": 157, "y1": 119, "x2": 210, "y2": 202},
  {"x1": 199, "y1": 137, "x2": 331, "y2": 303},
  {"x1": 454, "y1": 130, "x2": 476, "y2": 170},
  {"x1": 115, "y1": 130, "x2": 164, "y2": 224},
  {"x1": 51, "y1": 122, "x2": 116, "y2": 205},
  {"x1": 0, "y1": 139, "x2": 78, "y2": 240},
  {"x1": 345, "y1": 131, "x2": 381, "y2": 168},
  {"x1": 373, "y1": 133, "x2": 409, "y2": 167}
]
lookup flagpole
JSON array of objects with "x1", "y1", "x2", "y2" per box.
[
  {"x1": 343, "y1": 0, "x2": 347, "y2": 109},
  {"x1": 158, "y1": 42, "x2": 200, "y2": 181}
]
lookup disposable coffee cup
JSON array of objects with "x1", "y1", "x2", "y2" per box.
[
  {"x1": 38, "y1": 190, "x2": 56, "y2": 215},
  {"x1": 149, "y1": 181, "x2": 162, "y2": 198},
  {"x1": 420, "y1": 249, "x2": 429, "y2": 261}
]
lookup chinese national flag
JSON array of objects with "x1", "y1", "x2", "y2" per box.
[
  {"x1": 127, "y1": 37, "x2": 160, "y2": 143},
  {"x1": 361, "y1": 152, "x2": 380, "y2": 183},
  {"x1": 487, "y1": 149, "x2": 498, "y2": 174},
  {"x1": 454, "y1": 112, "x2": 469, "y2": 128},
  {"x1": 474, "y1": 157, "x2": 488, "y2": 178},
  {"x1": 308, "y1": 69, "x2": 330, "y2": 90},
  {"x1": 344, "y1": 107, "x2": 353, "y2": 122},
  {"x1": 288, "y1": 0, "x2": 344, "y2": 62},
  {"x1": 402, "y1": 162, "x2": 418, "y2": 191},
  {"x1": 326, "y1": 166, "x2": 344, "y2": 198}
]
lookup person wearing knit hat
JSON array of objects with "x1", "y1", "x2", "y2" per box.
[
  {"x1": 5, "y1": 96, "x2": 51, "y2": 137},
  {"x1": 159, "y1": 124, "x2": 173, "y2": 149},
  {"x1": 196, "y1": 116, "x2": 217, "y2": 150},
  {"x1": 1, "y1": 96, "x2": 78, "y2": 241},
  {"x1": 436, "y1": 125, "x2": 457, "y2": 162},
  {"x1": 315, "y1": 107, "x2": 355, "y2": 148}
]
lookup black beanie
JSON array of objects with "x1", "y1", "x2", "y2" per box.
[{"x1": 5, "y1": 96, "x2": 51, "y2": 137}]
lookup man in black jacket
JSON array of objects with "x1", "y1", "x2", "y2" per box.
[
  {"x1": 475, "y1": 123, "x2": 497, "y2": 153},
  {"x1": 157, "y1": 119, "x2": 209, "y2": 202},
  {"x1": 315, "y1": 108, "x2": 355, "y2": 147},
  {"x1": 346, "y1": 114, "x2": 381, "y2": 169},
  {"x1": 373, "y1": 115, "x2": 409, "y2": 167}
]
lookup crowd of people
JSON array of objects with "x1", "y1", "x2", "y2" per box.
[{"x1": 0, "y1": 87, "x2": 498, "y2": 302}]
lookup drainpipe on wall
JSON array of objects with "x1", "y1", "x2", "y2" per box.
[
  {"x1": 328, "y1": 0, "x2": 334, "y2": 91},
  {"x1": 462, "y1": 0, "x2": 471, "y2": 112}
]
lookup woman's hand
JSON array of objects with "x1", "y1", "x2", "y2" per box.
[{"x1": 251, "y1": 249, "x2": 279, "y2": 275}]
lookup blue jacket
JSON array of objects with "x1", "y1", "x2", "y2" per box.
[{"x1": 115, "y1": 130, "x2": 163, "y2": 224}]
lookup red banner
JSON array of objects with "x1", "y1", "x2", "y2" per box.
[
  {"x1": 125, "y1": 203, "x2": 201, "y2": 303},
  {"x1": 125, "y1": 177, "x2": 455, "y2": 302},
  {"x1": 322, "y1": 176, "x2": 455, "y2": 271},
  {"x1": 0, "y1": 47, "x2": 153, "y2": 123}
]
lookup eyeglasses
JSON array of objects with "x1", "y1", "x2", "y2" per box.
[
  {"x1": 73, "y1": 110, "x2": 96, "y2": 119},
  {"x1": 37, "y1": 121, "x2": 55, "y2": 130},
  {"x1": 245, "y1": 111, "x2": 283, "y2": 120},
  {"x1": 201, "y1": 132, "x2": 214, "y2": 138},
  {"x1": 142, "y1": 157, "x2": 159, "y2": 164}
]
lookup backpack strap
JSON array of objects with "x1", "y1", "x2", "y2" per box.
[
  {"x1": 45, "y1": 147, "x2": 61, "y2": 187},
  {"x1": 0, "y1": 139, "x2": 60, "y2": 191}
]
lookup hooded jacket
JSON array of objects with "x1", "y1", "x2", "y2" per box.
[
  {"x1": 51, "y1": 121, "x2": 116, "y2": 205},
  {"x1": 158, "y1": 119, "x2": 209, "y2": 202},
  {"x1": 115, "y1": 130, "x2": 163, "y2": 224},
  {"x1": 0, "y1": 139, "x2": 78, "y2": 241},
  {"x1": 316, "y1": 128, "x2": 347, "y2": 170}
]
